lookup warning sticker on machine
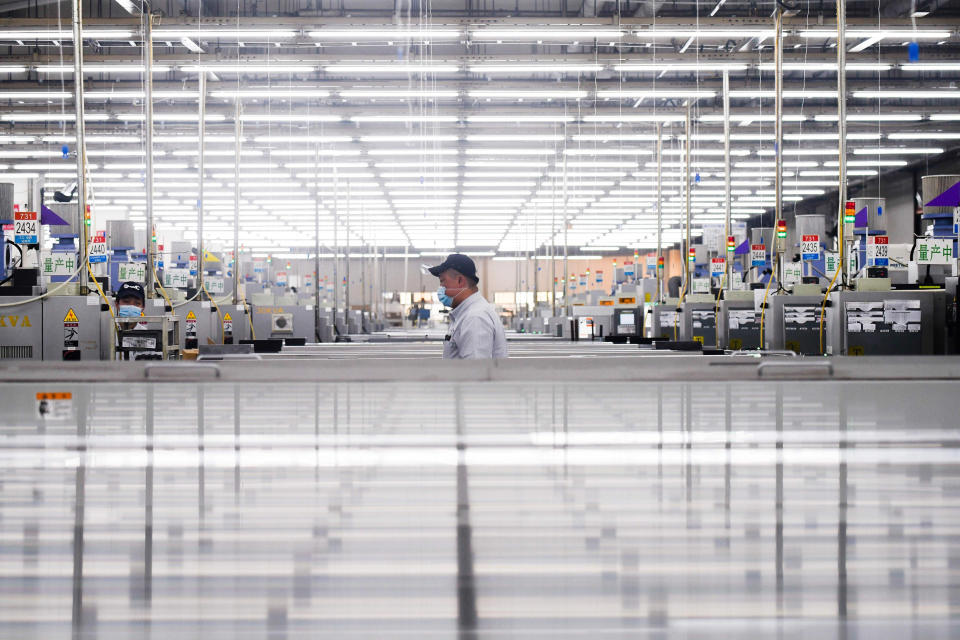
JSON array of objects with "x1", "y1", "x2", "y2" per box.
[
  {"x1": 223, "y1": 312, "x2": 233, "y2": 334},
  {"x1": 185, "y1": 310, "x2": 198, "y2": 337},
  {"x1": 36, "y1": 392, "x2": 73, "y2": 420},
  {"x1": 63, "y1": 308, "x2": 79, "y2": 349}
]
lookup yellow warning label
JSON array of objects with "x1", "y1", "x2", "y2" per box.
[
  {"x1": 63, "y1": 308, "x2": 79, "y2": 323},
  {"x1": 186, "y1": 311, "x2": 197, "y2": 321},
  {"x1": 36, "y1": 392, "x2": 72, "y2": 400},
  {"x1": 223, "y1": 312, "x2": 232, "y2": 322},
  {"x1": 692, "y1": 335, "x2": 705, "y2": 344}
]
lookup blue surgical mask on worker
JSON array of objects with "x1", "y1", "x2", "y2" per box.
[
  {"x1": 117, "y1": 305, "x2": 142, "y2": 318},
  {"x1": 437, "y1": 285, "x2": 465, "y2": 307}
]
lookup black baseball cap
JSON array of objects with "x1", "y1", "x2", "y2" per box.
[
  {"x1": 116, "y1": 281, "x2": 145, "y2": 302},
  {"x1": 427, "y1": 253, "x2": 479, "y2": 284}
]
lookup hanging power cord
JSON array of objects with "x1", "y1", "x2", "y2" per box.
[{"x1": 818, "y1": 256, "x2": 843, "y2": 354}]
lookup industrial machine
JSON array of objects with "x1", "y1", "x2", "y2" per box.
[
  {"x1": 825, "y1": 289, "x2": 947, "y2": 356},
  {"x1": 762, "y1": 285, "x2": 828, "y2": 355},
  {"x1": 717, "y1": 291, "x2": 762, "y2": 351},
  {"x1": 113, "y1": 315, "x2": 181, "y2": 360},
  {"x1": 649, "y1": 299, "x2": 682, "y2": 341},
  {"x1": 679, "y1": 295, "x2": 719, "y2": 347},
  {"x1": 251, "y1": 293, "x2": 317, "y2": 342}
]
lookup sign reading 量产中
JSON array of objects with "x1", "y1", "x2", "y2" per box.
[
  {"x1": 41, "y1": 252, "x2": 78, "y2": 277},
  {"x1": 782, "y1": 262, "x2": 802, "y2": 287},
  {"x1": 916, "y1": 238, "x2": 954, "y2": 265},
  {"x1": 117, "y1": 262, "x2": 146, "y2": 283},
  {"x1": 751, "y1": 244, "x2": 766, "y2": 268},
  {"x1": 801, "y1": 234, "x2": 820, "y2": 261},
  {"x1": 163, "y1": 268, "x2": 191, "y2": 289},
  {"x1": 14, "y1": 211, "x2": 39, "y2": 244},
  {"x1": 867, "y1": 235, "x2": 889, "y2": 267},
  {"x1": 205, "y1": 277, "x2": 225, "y2": 294}
]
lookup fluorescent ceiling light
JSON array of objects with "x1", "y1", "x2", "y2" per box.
[
  {"x1": 240, "y1": 114, "x2": 342, "y2": 122},
  {"x1": 469, "y1": 90, "x2": 588, "y2": 99},
  {"x1": 351, "y1": 115, "x2": 458, "y2": 123},
  {"x1": 0, "y1": 91, "x2": 71, "y2": 99},
  {"x1": 465, "y1": 148, "x2": 554, "y2": 155},
  {"x1": 613, "y1": 62, "x2": 747, "y2": 72},
  {"x1": 340, "y1": 89, "x2": 459, "y2": 98},
  {"x1": 0, "y1": 29, "x2": 134, "y2": 40},
  {"x1": 798, "y1": 29, "x2": 950, "y2": 39},
  {"x1": 254, "y1": 135, "x2": 353, "y2": 143},
  {"x1": 0, "y1": 113, "x2": 108, "y2": 121},
  {"x1": 180, "y1": 64, "x2": 314, "y2": 73},
  {"x1": 368, "y1": 148, "x2": 458, "y2": 155},
  {"x1": 888, "y1": 132, "x2": 960, "y2": 139},
  {"x1": 596, "y1": 90, "x2": 715, "y2": 99},
  {"x1": 852, "y1": 147, "x2": 942, "y2": 154},
  {"x1": 210, "y1": 88, "x2": 332, "y2": 98},
  {"x1": 309, "y1": 29, "x2": 461, "y2": 40},
  {"x1": 728, "y1": 90, "x2": 837, "y2": 99},
  {"x1": 814, "y1": 113, "x2": 922, "y2": 121},
  {"x1": 36, "y1": 64, "x2": 171, "y2": 73},
  {"x1": 901, "y1": 63, "x2": 960, "y2": 71},
  {"x1": 583, "y1": 114, "x2": 686, "y2": 122},
  {"x1": 86, "y1": 90, "x2": 198, "y2": 99},
  {"x1": 154, "y1": 29, "x2": 297, "y2": 40},
  {"x1": 361, "y1": 135, "x2": 459, "y2": 142},
  {"x1": 929, "y1": 114, "x2": 960, "y2": 121},
  {"x1": 467, "y1": 115, "x2": 573, "y2": 122},
  {"x1": 468, "y1": 134, "x2": 563, "y2": 142},
  {"x1": 325, "y1": 64, "x2": 460, "y2": 74},
  {"x1": 471, "y1": 29, "x2": 624, "y2": 40},
  {"x1": 180, "y1": 36, "x2": 204, "y2": 53},
  {"x1": 0, "y1": 65, "x2": 27, "y2": 73},
  {"x1": 758, "y1": 62, "x2": 892, "y2": 72},
  {"x1": 853, "y1": 90, "x2": 960, "y2": 99},
  {"x1": 468, "y1": 64, "x2": 603, "y2": 74},
  {"x1": 635, "y1": 29, "x2": 774, "y2": 39}
]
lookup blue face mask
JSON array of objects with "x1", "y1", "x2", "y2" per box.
[
  {"x1": 436, "y1": 286, "x2": 453, "y2": 307},
  {"x1": 117, "y1": 304, "x2": 142, "y2": 318},
  {"x1": 437, "y1": 285, "x2": 466, "y2": 307}
]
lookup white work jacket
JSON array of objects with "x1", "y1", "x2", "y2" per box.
[{"x1": 442, "y1": 292, "x2": 509, "y2": 359}]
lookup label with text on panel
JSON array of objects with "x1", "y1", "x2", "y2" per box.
[
  {"x1": 710, "y1": 257, "x2": 726, "y2": 278},
  {"x1": 14, "y1": 211, "x2": 38, "y2": 244},
  {"x1": 751, "y1": 245, "x2": 766, "y2": 267},
  {"x1": 89, "y1": 232, "x2": 108, "y2": 264},
  {"x1": 801, "y1": 234, "x2": 821, "y2": 261},
  {"x1": 867, "y1": 235, "x2": 889, "y2": 267}
]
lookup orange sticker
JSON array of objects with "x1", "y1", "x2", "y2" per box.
[{"x1": 36, "y1": 392, "x2": 72, "y2": 400}]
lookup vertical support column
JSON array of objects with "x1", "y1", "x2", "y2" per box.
[
  {"x1": 71, "y1": 0, "x2": 88, "y2": 293},
  {"x1": 684, "y1": 102, "x2": 692, "y2": 296},
  {"x1": 723, "y1": 69, "x2": 732, "y2": 292},
  {"x1": 775, "y1": 7, "x2": 785, "y2": 283},
  {"x1": 562, "y1": 157, "x2": 569, "y2": 309},
  {"x1": 837, "y1": 0, "x2": 849, "y2": 286},
  {"x1": 314, "y1": 145, "x2": 321, "y2": 338},
  {"x1": 655, "y1": 122, "x2": 663, "y2": 302},
  {"x1": 144, "y1": 12, "x2": 155, "y2": 299},
  {"x1": 232, "y1": 99, "x2": 240, "y2": 305},
  {"x1": 197, "y1": 72, "x2": 206, "y2": 295},
  {"x1": 551, "y1": 176, "x2": 557, "y2": 316},
  {"x1": 345, "y1": 180, "x2": 351, "y2": 330},
  {"x1": 333, "y1": 170, "x2": 339, "y2": 331}
]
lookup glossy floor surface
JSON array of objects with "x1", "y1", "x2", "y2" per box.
[{"x1": 1, "y1": 363, "x2": 959, "y2": 638}]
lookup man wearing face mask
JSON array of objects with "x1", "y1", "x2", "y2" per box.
[
  {"x1": 428, "y1": 253, "x2": 508, "y2": 359},
  {"x1": 115, "y1": 281, "x2": 146, "y2": 318}
]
